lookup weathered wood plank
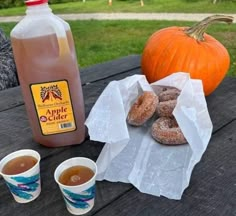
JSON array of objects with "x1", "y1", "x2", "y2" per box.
[
  {"x1": 0, "y1": 140, "x2": 132, "y2": 216},
  {"x1": 0, "y1": 86, "x2": 23, "y2": 112},
  {"x1": 80, "y1": 55, "x2": 141, "y2": 84},
  {"x1": 0, "y1": 69, "x2": 235, "y2": 160},
  {"x1": 206, "y1": 76, "x2": 236, "y2": 133},
  {"x1": 83, "y1": 68, "x2": 141, "y2": 117},
  {"x1": 0, "y1": 68, "x2": 141, "y2": 160},
  {"x1": 0, "y1": 67, "x2": 142, "y2": 216},
  {"x1": 92, "y1": 120, "x2": 236, "y2": 216},
  {"x1": 0, "y1": 58, "x2": 236, "y2": 216},
  {"x1": 0, "y1": 55, "x2": 141, "y2": 112}
]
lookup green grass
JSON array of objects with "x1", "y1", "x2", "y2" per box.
[
  {"x1": 1, "y1": 20, "x2": 235, "y2": 76},
  {"x1": 0, "y1": 0, "x2": 236, "y2": 16}
]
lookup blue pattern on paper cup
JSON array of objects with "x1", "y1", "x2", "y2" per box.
[
  {"x1": 63, "y1": 185, "x2": 95, "y2": 209},
  {"x1": 6, "y1": 174, "x2": 40, "y2": 200}
]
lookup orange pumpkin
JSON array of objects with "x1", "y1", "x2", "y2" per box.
[{"x1": 141, "y1": 15, "x2": 234, "y2": 96}]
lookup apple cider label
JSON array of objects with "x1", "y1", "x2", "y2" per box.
[{"x1": 30, "y1": 80, "x2": 76, "y2": 135}]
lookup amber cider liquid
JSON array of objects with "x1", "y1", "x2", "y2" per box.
[
  {"x1": 2, "y1": 156, "x2": 37, "y2": 175},
  {"x1": 11, "y1": 31, "x2": 85, "y2": 147},
  {"x1": 59, "y1": 166, "x2": 94, "y2": 186}
]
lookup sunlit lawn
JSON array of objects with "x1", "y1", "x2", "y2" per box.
[
  {"x1": 1, "y1": 20, "x2": 235, "y2": 76},
  {"x1": 0, "y1": 0, "x2": 236, "y2": 16}
]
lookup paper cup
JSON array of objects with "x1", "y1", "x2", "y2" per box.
[
  {"x1": 0, "y1": 149, "x2": 41, "y2": 203},
  {"x1": 54, "y1": 157, "x2": 97, "y2": 215}
]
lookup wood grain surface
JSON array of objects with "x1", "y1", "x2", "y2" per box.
[{"x1": 0, "y1": 55, "x2": 235, "y2": 216}]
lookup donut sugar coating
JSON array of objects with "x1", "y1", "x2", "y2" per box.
[
  {"x1": 127, "y1": 91, "x2": 158, "y2": 126},
  {"x1": 158, "y1": 88, "x2": 180, "y2": 101},
  {"x1": 151, "y1": 117, "x2": 187, "y2": 145},
  {"x1": 156, "y1": 88, "x2": 181, "y2": 117}
]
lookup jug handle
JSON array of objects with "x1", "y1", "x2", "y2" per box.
[{"x1": 48, "y1": 17, "x2": 70, "y2": 57}]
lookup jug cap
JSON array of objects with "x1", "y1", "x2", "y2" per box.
[{"x1": 25, "y1": 0, "x2": 48, "y2": 6}]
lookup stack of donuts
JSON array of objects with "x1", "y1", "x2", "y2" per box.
[{"x1": 127, "y1": 87, "x2": 187, "y2": 145}]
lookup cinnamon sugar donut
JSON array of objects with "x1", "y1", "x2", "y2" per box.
[
  {"x1": 151, "y1": 117, "x2": 187, "y2": 145},
  {"x1": 127, "y1": 91, "x2": 158, "y2": 126},
  {"x1": 158, "y1": 88, "x2": 180, "y2": 101},
  {"x1": 156, "y1": 88, "x2": 180, "y2": 117}
]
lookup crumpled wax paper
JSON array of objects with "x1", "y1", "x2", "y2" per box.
[{"x1": 85, "y1": 72, "x2": 213, "y2": 200}]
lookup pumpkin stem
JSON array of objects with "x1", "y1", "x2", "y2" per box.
[{"x1": 184, "y1": 15, "x2": 234, "y2": 41}]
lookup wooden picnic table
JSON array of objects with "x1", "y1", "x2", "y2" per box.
[{"x1": 0, "y1": 55, "x2": 235, "y2": 216}]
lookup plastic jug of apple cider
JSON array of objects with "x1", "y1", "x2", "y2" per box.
[{"x1": 10, "y1": 0, "x2": 85, "y2": 147}]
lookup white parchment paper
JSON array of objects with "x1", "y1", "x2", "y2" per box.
[{"x1": 85, "y1": 72, "x2": 213, "y2": 200}]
